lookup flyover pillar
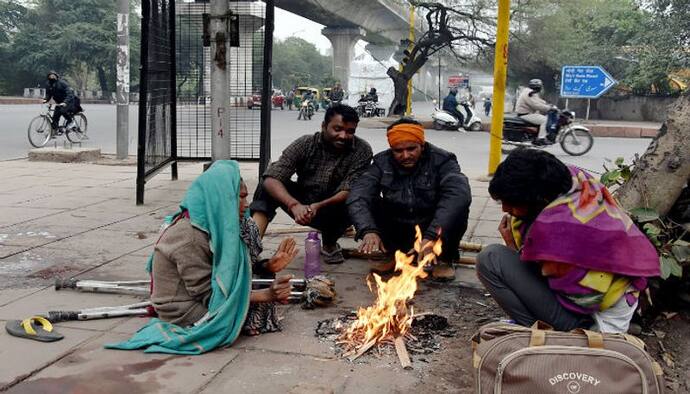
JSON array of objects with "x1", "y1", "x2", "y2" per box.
[{"x1": 322, "y1": 27, "x2": 365, "y2": 90}]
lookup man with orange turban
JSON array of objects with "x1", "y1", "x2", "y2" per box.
[{"x1": 347, "y1": 118, "x2": 472, "y2": 281}]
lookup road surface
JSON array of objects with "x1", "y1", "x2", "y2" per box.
[{"x1": 0, "y1": 103, "x2": 650, "y2": 177}]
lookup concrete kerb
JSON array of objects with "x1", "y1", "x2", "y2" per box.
[
  {"x1": 29, "y1": 147, "x2": 102, "y2": 163},
  {"x1": 359, "y1": 115, "x2": 661, "y2": 138}
]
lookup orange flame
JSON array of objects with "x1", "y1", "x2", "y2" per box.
[{"x1": 340, "y1": 226, "x2": 442, "y2": 350}]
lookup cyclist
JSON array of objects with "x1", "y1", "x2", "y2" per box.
[{"x1": 43, "y1": 71, "x2": 77, "y2": 130}]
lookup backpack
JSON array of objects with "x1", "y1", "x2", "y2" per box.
[{"x1": 472, "y1": 321, "x2": 665, "y2": 393}]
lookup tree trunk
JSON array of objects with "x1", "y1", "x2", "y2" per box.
[
  {"x1": 387, "y1": 54, "x2": 428, "y2": 116},
  {"x1": 97, "y1": 66, "x2": 109, "y2": 95},
  {"x1": 616, "y1": 94, "x2": 690, "y2": 216},
  {"x1": 387, "y1": 67, "x2": 409, "y2": 116}
]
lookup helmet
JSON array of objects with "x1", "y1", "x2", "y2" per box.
[
  {"x1": 47, "y1": 71, "x2": 60, "y2": 80},
  {"x1": 449, "y1": 87, "x2": 458, "y2": 95},
  {"x1": 528, "y1": 78, "x2": 543, "y2": 91}
]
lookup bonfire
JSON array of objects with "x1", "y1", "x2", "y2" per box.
[{"x1": 339, "y1": 226, "x2": 442, "y2": 367}]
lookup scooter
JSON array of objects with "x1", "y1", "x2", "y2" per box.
[
  {"x1": 502, "y1": 109, "x2": 593, "y2": 156},
  {"x1": 432, "y1": 101, "x2": 483, "y2": 131}
]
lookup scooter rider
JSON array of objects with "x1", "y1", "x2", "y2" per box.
[
  {"x1": 515, "y1": 79, "x2": 557, "y2": 145},
  {"x1": 442, "y1": 88, "x2": 464, "y2": 126}
]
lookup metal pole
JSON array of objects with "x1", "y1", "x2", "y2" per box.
[
  {"x1": 487, "y1": 0, "x2": 511, "y2": 175},
  {"x1": 405, "y1": 5, "x2": 415, "y2": 116},
  {"x1": 135, "y1": 0, "x2": 150, "y2": 205},
  {"x1": 210, "y1": 0, "x2": 230, "y2": 161},
  {"x1": 565, "y1": 98, "x2": 569, "y2": 110},
  {"x1": 116, "y1": 0, "x2": 130, "y2": 160},
  {"x1": 586, "y1": 99, "x2": 591, "y2": 120},
  {"x1": 437, "y1": 57, "x2": 441, "y2": 104},
  {"x1": 259, "y1": 0, "x2": 274, "y2": 177}
]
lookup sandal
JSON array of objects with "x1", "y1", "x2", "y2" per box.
[
  {"x1": 5, "y1": 316, "x2": 64, "y2": 342},
  {"x1": 321, "y1": 243, "x2": 345, "y2": 264}
]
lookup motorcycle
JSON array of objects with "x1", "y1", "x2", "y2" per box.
[
  {"x1": 502, "y1": 109, "x2": 593, "y2": 156},
  {"x1": 356, "y1": 100, "x2": 383, "y2": 118},
  {"x1": 432, "y1": 101, "x2": 483, "y2": 131},
  {"x1": 297, "y1": 99, "x2": 315, "y2": 120}
]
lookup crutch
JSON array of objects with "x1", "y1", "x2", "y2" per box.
[
  {"x1": 44, "y1": 301, "x2": 153, "y2": 322},
  {"x1": 55, "y1": 277, "x2": 309, "y2": 297}
]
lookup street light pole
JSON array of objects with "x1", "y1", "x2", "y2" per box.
[
  {"x1": 487, "y1": 0, "x2": 511, "y2": 175},
  {"x1": 210, "y1": 0, "x2": 230, "y2": 161},
  {"x1": 116, "y1": 0, "x2": 129, "y2": 160}
]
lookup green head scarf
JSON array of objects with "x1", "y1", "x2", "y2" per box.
[{"x1": 106, "y1": 160, "x2": 251, "y2": 354}]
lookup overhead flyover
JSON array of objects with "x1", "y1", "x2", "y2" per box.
[{"x1": 275, "y1": 0, "x2": 424, "y2": 87}]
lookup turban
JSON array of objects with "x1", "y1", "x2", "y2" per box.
[{"x1": 386, "y1": 123, "x2": 425, "y2": 147}]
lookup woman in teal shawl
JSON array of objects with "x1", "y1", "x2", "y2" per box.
[{"x1": 107, "y1": 160, "x2": 297, "y2": 354}]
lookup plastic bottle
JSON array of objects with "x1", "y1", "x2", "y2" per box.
[{"x1": 304, "y1": 231, "x2": 322, "y2": 278}]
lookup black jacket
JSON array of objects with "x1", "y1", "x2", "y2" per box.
[
  {"x1": 45, "y1": 79, "x2": 74, "y2": 105},
  {"x1": 347, "y1": 143, "x2": 472, "y2": 241}
]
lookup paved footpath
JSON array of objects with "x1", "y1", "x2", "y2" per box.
[{"x1": 0, "y1": 159, "x2": 503, "y2": 393}]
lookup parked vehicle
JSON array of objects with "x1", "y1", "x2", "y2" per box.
[
  {"x1": 431, "y1": 101, "x2": 483, "y2": 131},
  {"x1": 321, "y1": 87, "x2": 332, "y2": 109},
  {"x1": 502, "y1": 109, "x2": 593, "y2": 156},
  {"x1": 271, "y1": 90, "x2": 285, "y2": 110},
  {"x1": 28, "y1": 104, "x2": 88, "y2": 148},
  {"x1": 247, "y1": 91, "x2": 262, "y2": 109}
]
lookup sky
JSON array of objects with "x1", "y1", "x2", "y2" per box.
[{"x1": 274, "y1": 8, "x2": 368, "y2": 57}]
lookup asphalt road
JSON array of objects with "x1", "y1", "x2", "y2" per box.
[{"x1": 1, "y1": 103, "x2": 651, "y2": 177}]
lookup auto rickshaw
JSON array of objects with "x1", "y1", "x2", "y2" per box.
[
  {"x1": 293, "y1": 87, "x2": 320, "y2": 111},
  {"x1": 321, "y1": 87, "x2": 332, "y2": 109}
]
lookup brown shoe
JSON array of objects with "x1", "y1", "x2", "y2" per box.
[
  {"x1": 370, "y1": 258, "x2": 396, "y2": 274},
  {"x1": 431, "y1": 263, "x2": 455, "y2": 282}
]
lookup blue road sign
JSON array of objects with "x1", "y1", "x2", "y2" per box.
[{"x1": 560, "y1": 66, "x2": 616, "y2": 98}]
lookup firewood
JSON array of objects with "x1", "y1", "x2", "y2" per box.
[
  {"x1": 394, "y1": 337, "x2": 412, "y2": 369},
  {"x1": 347, "y1": 339, "x2": 377, "y2": 361},
  {"x1": 264, "y1": 226, "x2": 312, "y2": 235},
  {"x1": 459, "y1": 241, "x2": 483, "y2": 252},
  {"x1": 457, "y1": 256, "x2": 477, "y2": 265}
]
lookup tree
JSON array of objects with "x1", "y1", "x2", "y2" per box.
[
  {"x1": 272, "y1": 37, "x2": 333, "y2": 90},
  {"x1": 1, "y1": 0, "x2": 141, "y2": 95},
  {"x1": 507, "y1": 0, "x2": 648, "y2": 94},
  {"x1": 0, "y1": 1, "x2": 31, "y2": 94},
  {"x1": 386, "y1": 1, "x2": 493, "y2": 116},
  {"x1": 626, "y1": 0, "x2": 690, "y2": 94},
  {"x1": 616, "y1": 94, "x2": 690, "y2": 216}
]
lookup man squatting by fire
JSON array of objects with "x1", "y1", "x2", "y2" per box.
[{"x1": 348, "y1": 118, "x2": 472, "y2": 281}]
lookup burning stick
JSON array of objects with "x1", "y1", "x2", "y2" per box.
[
  {"x1": 339, "y1": 226, "x2": 443, "y2": 367},
  {"x1": 394, "y1": 337, "x2": 412, "y2": 369}
]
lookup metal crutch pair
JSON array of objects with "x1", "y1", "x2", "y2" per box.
[
  {"x1": 46, "y1": 278, "x2": 307, "y2": 323},
  {"x1": 47, "y1": 277, "x2": 309, "y2": 322}
]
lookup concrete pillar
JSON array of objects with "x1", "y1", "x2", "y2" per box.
[
  {"x1": 322, "y1": 27, "x2": 364, "y2": 89},
  {"x1": 116, "y1": 0, "x2": 130, "y2": 159},
  {"x1": 365, "y1": 43, "x2": 395, "y2": 62},
  {"x1": 210, "y1": 0, "x2": 231, "y2": 161}
]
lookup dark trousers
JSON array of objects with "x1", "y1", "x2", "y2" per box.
[
  {"x1": 51, "y1": 105, "x2": 73, "y2": 129},
  {"x1": 375, "y1": 212, "x2": 465, "y2": 263},
  {"x1": 476, "y1": 244, "x2": 592, "y2": 331},
  {"x1": 250, "y1": 180, "x2": 350, "y2": 246}
]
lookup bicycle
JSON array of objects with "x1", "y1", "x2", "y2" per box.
[{"x1": 27, "y1": 104, "x2": 88, "y2": 148}]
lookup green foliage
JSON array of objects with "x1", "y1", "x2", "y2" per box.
[
  {"x1": 272, "y1": 37, "x2": 333, "y2": 91},
  {"x1": 507, "y1": 0, "x2": 688, "y2": 95},
  {"x1": 0, "y1": 0, "x2": 141, "y2": 95},
  {"x1": 601, "y1": 157, "x2": 687, "y2": 280},
  {"x1": 600, "y1": 156, "x2": 634, "y2": 187}
]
